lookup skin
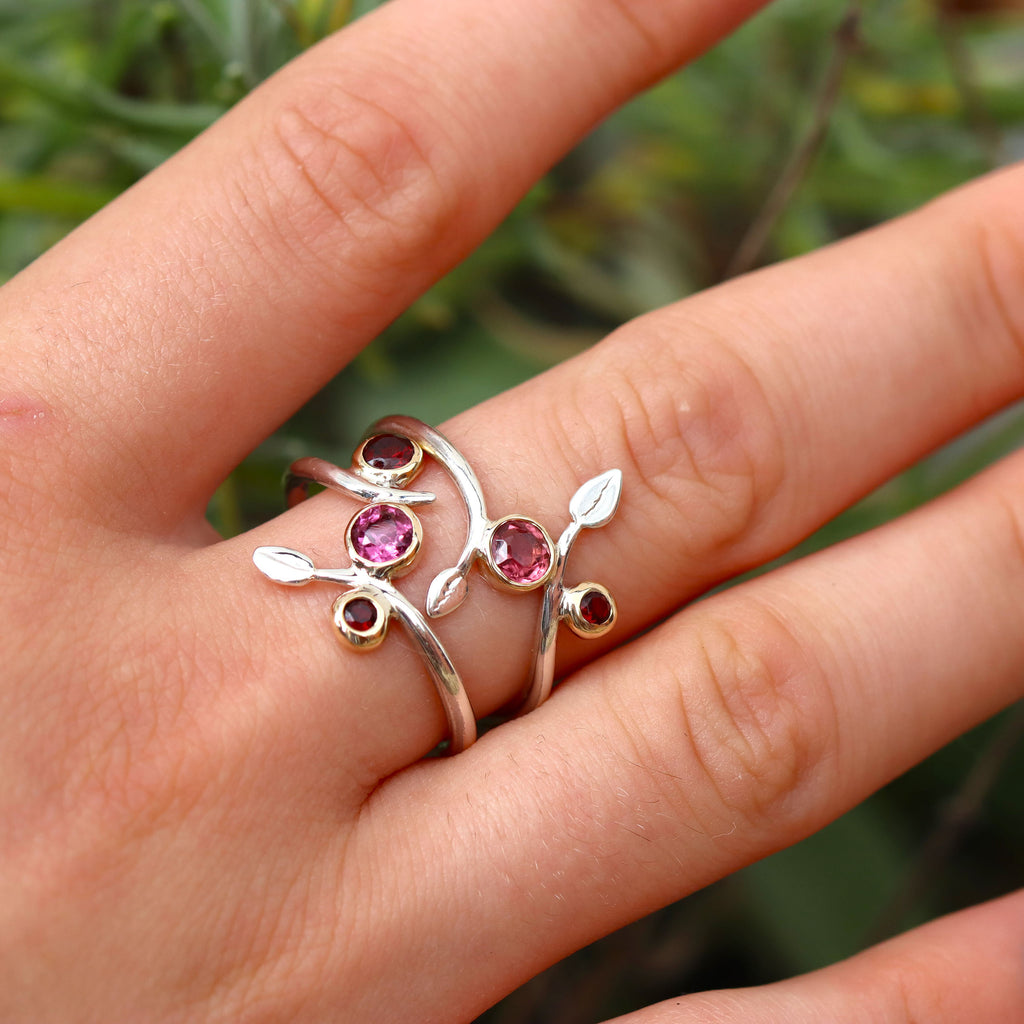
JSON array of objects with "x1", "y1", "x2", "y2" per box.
[{"x1": 1, "y1": 0, "x2": 1023, "y2": 1020}]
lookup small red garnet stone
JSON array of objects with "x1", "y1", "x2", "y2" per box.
[
  {"x1": 342, "y1": 597, "x2": 378, "y2": 632},
  {"x1": 361, "y1": 434, "x2": 415, "y2": 471}
]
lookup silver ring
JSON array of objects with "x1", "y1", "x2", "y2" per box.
[{"x1": 253, "y1": 417, "x2": 622, "y2": 753}]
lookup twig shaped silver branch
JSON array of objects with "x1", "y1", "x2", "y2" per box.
[
  {"x1": 254, "y1": 439, "x2": 476, "y2": 753},
  {"x1": 371, "y1": 415, "x2": 560, "y2": 617},
  {"x1": 519, "y1": 469, "x2": 622, "y2": 714},
  {"x1": 256, "y1": 418, "x2": 621, "y2": 751},
  {"x1": 252, "y1": 544, "x2": 475, "y2": 752},
  {"x1": 367, "y1": 417, "x2": 622, "y2": 711}
]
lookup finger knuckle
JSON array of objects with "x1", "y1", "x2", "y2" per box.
[
  {"x1": 878, "y1": 956, "x2": 947, "y2": 1024},
  {"x1": 569, "y1": 312, "x2": 786, "y2": 569},
  {"x1": 664, "y1": 602, "x2": 837, "y2": 832},
  {"x1": 943, "y1": 178, "x2": 1024, "y2": 375},
  {"x1": 256, "y1": 77, "x2": 457, "y2": 278}
]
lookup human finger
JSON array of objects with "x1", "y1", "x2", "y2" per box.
[
  {"x1": 607, "y1": 890, "x2": 1024, "y2": 1023},
  {"x1": 216, "y1": 159, "x2": 1024, "y2": 774},
  {"x1": 345, "y1": 448, "x2": 1024, "y2": 1018},
  {"x1": 0, "y1": 0, "x2": 766, "y2": 532}
]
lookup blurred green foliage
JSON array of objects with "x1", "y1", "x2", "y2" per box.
[{"x1": 2, "y1": 0, "x2": 1023, "y2": 1020}]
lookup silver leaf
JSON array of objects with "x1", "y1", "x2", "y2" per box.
[
  {"x1": 426, "y1": 566, "x2": 470, "y2": 617},
  {"x1": 253, "y1": 546, "x2": 315, "y2": 586},
  {"x1": 569, "y1": 469, "x2": 622, "y2": 529}
]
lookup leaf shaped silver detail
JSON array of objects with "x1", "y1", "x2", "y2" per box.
[
  {"x1": 426, "y1": 566, "x2": 470, "y2": 618},
  {"x1": 252, "y1": 546, "x2": 315, "y2": 586},
  {"x1": 569, "y1": 469, "x2": 622, "y2": 529}
]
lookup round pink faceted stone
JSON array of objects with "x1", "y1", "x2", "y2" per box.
[
  {"x1": 350, "y1": 504, "x2": 415, "y2": 563},
  {"x1": 490, "y1": 519, "x2": 551, "y2": 584}
]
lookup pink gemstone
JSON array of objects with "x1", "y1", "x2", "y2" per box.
[
  {"x1": 343, "y1": 597, "x2": 378, "y2": 632},
  {"x1": 580, "y1": 590, "x2": 612, "y2": 626},
  {"x1": 350, "y1": 504, "x2": 415, "y2": 563},
  {"x1": 361, "y1": 433, "x2": 415, "y2": 470},
  {"x1": 490, "y1": 519, "x2": 551, "y2": 584}
]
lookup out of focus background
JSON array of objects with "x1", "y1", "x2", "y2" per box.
[{"x1": 2, "y1": 0, "x2": 1023, "y2": 1019}]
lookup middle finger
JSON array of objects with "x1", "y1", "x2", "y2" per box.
[
  {"x1": 213, "y1": 160, "x2": 1024, "y2": 775},
  {"x1": 0, "y1": 0, "x2": 764, "y2": 531}
]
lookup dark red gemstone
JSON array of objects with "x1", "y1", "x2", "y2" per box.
[
  {"x1": 580, "y1": 590, "x2": 612, "y2": 626},
  {"x1": 362, "y1": 434, "x2": 415, "y2": 470},
  {"x1": 342, "y1": 597, "x2": 378, "y2": 632}
]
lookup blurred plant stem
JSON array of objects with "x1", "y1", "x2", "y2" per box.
[
  {"x1": 866, "y1": 701, "x2": 1024, "y2": 944},
  {"x1": 934, "y1": 0, "x2": 1005, "y2": 165},
  {"x1": 725, "y1": 0, "x2": 863, "y2": 278}
]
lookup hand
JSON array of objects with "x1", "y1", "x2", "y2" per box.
[{"x1": 2, "y1": 1, "x2": 1023, "y2": 1021}]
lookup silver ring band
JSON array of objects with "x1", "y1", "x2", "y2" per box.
[{"x1": 254, "y1": 417, "x2": 622, "y2": 753}]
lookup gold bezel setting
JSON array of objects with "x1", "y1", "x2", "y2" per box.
[
  {"x1": 346, "y1": 503, "x2": 423, "y2": 578},
  {"x1": 354, "y1": 433, "x2": 424, "y2": 490},
  {"x1": 482, "y1": 515, "x2": 556, "y2": 592},
  {"x1": 561, "y1": 582, "x2": 617, "y2": 639},
  {"x1": 332, "y1": 590, "x2": 390, "y2": 650}
]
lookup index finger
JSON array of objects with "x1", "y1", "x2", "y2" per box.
[{"x1": 0, "y1": 0, "x2": 767, "y2": 533}]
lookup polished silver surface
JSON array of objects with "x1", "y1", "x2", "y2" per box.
[
  {"x1": 377, "y1": 581, "x2": 476, "y2": 752},
  {"x1": 372, "y1": 415, "x2": 492, "y2": 617},
  {"x1": 253, "y1": 541, "x2": 477, "y2": 754},
  {"x1": 256, "y1": 418, "x2": 621, "y2": 754},
  {"x1": 372, "y1": 417, "x2": 622, "y2": 714},
  {"x1": 372, "y1": 416, "x2": 558, "y2": 610},
  {"x1": 252, "y1": 546, "x2": 361, "y2": 587},
  {"x1": 567, "y1": 468, "x2": 622, "y2": 531},
  {"x1": 518, "y1": 469, "x2": 622, "y2": 714},
  {"x1": 286, "y1": 455, "x2": 435, "y2": 509}
]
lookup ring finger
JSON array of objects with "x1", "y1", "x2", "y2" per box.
[{"x1": 207, "y1": 159, "x2": 1024, "y2": 775}]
